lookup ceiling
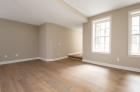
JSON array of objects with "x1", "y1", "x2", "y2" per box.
[
  {"x1": 0, "y1": 0, "x2": 140, "y2": 31},
  {"x1": 0, "y1": 0, "x2": 86, "y2": 31},
  {"x1": 64, "y1": 0, "x2": 140, "y2": 17}
]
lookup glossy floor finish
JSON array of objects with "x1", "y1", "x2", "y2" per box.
[{"x1": 0, "y1": 58, "x2": 140, "y2": 92}]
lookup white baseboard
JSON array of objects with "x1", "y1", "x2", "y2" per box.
[
  {"x1": 39, "y1": 58, "x2": 53, "y2": 62},
  {"x1": 39, "y1": 56, "x2": 68, "y2": 62},
  {"x1": 53, "y1": 56, "x2": 68, "y2": 61},
  {"x1": 68, "y1": 52, "x2": 82, "y2": 55},
  {"x1": 82, "y1": 59, "x2": 140, "y2": 73},
  {"x1": 0, "y1": 57, "x2": 40, "y2": 65},
  {"x1": 0, "y1": 56, "x2": 68, "y2": 65}
]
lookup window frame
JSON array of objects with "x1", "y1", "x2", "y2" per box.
[
  {"x1": 91, "y1": 16, "x2": 112, "y2": 54},
  {"x1": 128, "y1": 9, "x2": 140, "y2": 57}
]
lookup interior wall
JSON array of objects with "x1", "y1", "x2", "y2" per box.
[
  {"x1": 39, "y1": 23, "x2": 53, "y2": 59},
  {"x1": 52, "y1": 23, "x2": 82, "y2": 58},
  {"x1": 83, "y1": 3, "x2": 140, "y2": 68},
  {"x1": 39, "y1": 23, "x2": 47, "y2": 59},
  {"x1": 39, "y1": 23, "x2": 82, "y2": 59},
  {"x1": 0, "y1": 18, "x2": 39, "y2": 62}
]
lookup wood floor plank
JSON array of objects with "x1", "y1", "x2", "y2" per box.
[
  {"x1": 0, "y1": 58, "x2": 140, "y2": 92},
  {"x1": 10, "y1": 78, "x2": 25, "y2": 92},
  {"x1": 1, "y1": 65, "x2": 14, "y2": 92},
  {"x1": 18, "y1": 79, "x2": 33, "y2": 92}
]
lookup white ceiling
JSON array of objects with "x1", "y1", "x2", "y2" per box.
[
  {"x1": 64, "y1": 0, "x2": 140, "y2": 17},
  {"x1": 0, "y1": 0, "x2": 86, "y2": 31},
  {"x1": 1, "y1": 0, "x2": 140, "y2": 31}
]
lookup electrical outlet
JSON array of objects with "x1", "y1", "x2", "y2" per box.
[
  {"x1": 5, "y1": 55, "x2": 7, "y2": 58},
  {"x1": 59, "y1": 43, "x2": 60, "y2": 46},
  {"x1": 117, "y1": 58, "x2": 120, "y2": 61},
  {"x1": 16, "y1": 54, "x2": 18, "y2": 57}
]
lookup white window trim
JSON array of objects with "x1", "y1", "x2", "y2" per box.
[
  {"x1": 128, "y1": 9, "x2": 140, "y2": 57},
  {"x1": 91, "y1": 16, "x2": 112, "y2": 55}
]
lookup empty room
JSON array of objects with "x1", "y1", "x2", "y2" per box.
[{"x1": 0, "y1": 0, "x2": 140, "y2": 92}]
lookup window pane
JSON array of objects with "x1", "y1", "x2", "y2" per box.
[
  {"x1": 101, "y1": 22, "x2": 105, "y2": 29},
  {"x1": 105, "y1": 44, "x2": 109, "y2": 52},
  {"x1": 132, "y1": 16, "x2": 139, "y2": 25},
  {"x1": 132, "y1": 35, "x2": 139, "y2": 44},
  {"x1": 96, "y1": 44, "x2": 100, "y2": 49},
  {"x1": 96, "y1": 23, "x2": 100, "y2": 30},
  {"x1": 101, "y1": 37, "x2": 104, "y2": 44},
  {"x1": 95, "y1": 37, "x2": 100, "y2": 51},
  {"x1": 100, "y1": 44, "x2": 104, "y2": 51},
  {"x1": 106, "y1": 21, "x2": 110, "y2": 28},
  {"x1": 132, "y1": 26, "x2": 139, "y2": 34},
  {"x1": 96, "y1": 48, "x2": 100, "y2": 52},
  {"x1": 131, "y1": 44, "x2": 139, "y2": 54},
  {"x1": 96, "y1": 30, "x2": 100, "y2": 36},
  {"x1": 101, "y1": 30, "x2": 105, "y2": 36},
  {"x1": 97, "y1": 23, "x2": 100, "y2": 27},
  {"x1": 92, "y1": 17, "x2": 110, "y2": 53},
  {"x1": 105, "y1": 37, "x2": 109, "y2": 44},
  {"x1": 106, "y1": 29, "x2": 110, "y2": 36},
  {"x1": 95, "y1": 44, "x2": 100, "y2": 51},
  {"x1": 95, "y1": 37, "x2": 100, "y2": 44}
]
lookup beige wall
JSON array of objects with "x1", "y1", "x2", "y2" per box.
[
  {"x1": 39, "y1": 23, "x2": 53, "y2": 59},
  {"x1": 0, "y1": 18, "x2": 82, "y2": 62},
  {"x1": 83, "y1": 3, "x2": 140, "y2": 68},
  {"x1": 52, "y1": 23, "x2": 82, "y2": 58},
  {"x1": 0, "y1": 18, "x2": 39, "y2": 62},
  {"x1": 39, "y1": 23, "x2": 48, "y2": 59},
  {"x1": 39, "y1": 23, "x2": 82, "y2": 59}
]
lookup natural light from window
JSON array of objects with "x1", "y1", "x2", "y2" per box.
[
  {"x1": 129, "y1": 10, "x2": 140, "y2": 56},
  {"x1": 92, "y1": 16, "x2": 111, "y2": 54}
]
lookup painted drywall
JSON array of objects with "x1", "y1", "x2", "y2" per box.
[
  {"x1": 83, "y1": 3, "x2": 140, "y2": 69},
  {"x1": 52, "y1": 23, "x2": 82, "y2": 58},
  {"x1": 39, "y1": 23, "x2": 53, "y2": 59},
  {"x1": 39, "y1": 23, "x2": 82, "y2": 59},
  {"x1": 52, "y1": 0, "x2": 87, "y2": 21},
  {"x1": 0, "y1": 18, "x2": 39, "y2": 62},
  {"x1": 39, "y1": 23, "x2": 48, "y2": 59}
]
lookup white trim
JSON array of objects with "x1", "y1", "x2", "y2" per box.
[
  {"x1": 91, "y1": 15, "x2": 112, "y2": 55},
  {"x1": 0, "y1": 57, "x2": 40, "y2": 65},
  {"x1": 93, "y1": 17, "x2": 110, "y2": 23},
  {"x1": 91, "y1": 52, "x2": 111, "y2": 55},
  {"x1": 129, "y1": 9, "x2": 140, "y2": 15},
  {"x1": 128, "y1": 9, "x2": 140, "y2": 57},
  {"x1": 128, "y1": 54, "x2": 140, "y2": 58},
  {"x1": 0, "y1": 56, "x2": 68, "y2": 65},
  {"x1": 39, "y1": 56, "x2": 68, "y2": 62},
  {"x1": 91, "y1": 16, "x2": 112, "y2": 23},
  {"x1": 39, "y1": 58, "x2": 54, "y2": 62},
  {"x1": 68, "y1": 52, "x2": 82, "y2": 55},
  {"x1": 82, "y1": 59, "x2": 140, "y2": 73},
  {"x1": 128, "y1": 10, "x2": 131, "y2": 56},
  {"x1": 53, "y1": 56, "x2": 68, "y2": 61}
]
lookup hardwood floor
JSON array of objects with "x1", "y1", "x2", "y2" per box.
[{"x1": 0, "y1": 58, "x2": 140, "y2": 92}]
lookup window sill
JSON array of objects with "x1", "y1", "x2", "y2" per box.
[
  {"x1": 128, "y1": 54, "x2": 140, "y2": 57},
  {"x1": 92, "y1": 51, "x2": 111, "y2": 55}
]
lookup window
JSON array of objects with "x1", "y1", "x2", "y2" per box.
[
  {"x1": 92, "y1": 16, "x2": 111, "y2": 54},
  {"x1": 129, "y1": 9, "x2": 140, "y2": 56}
]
